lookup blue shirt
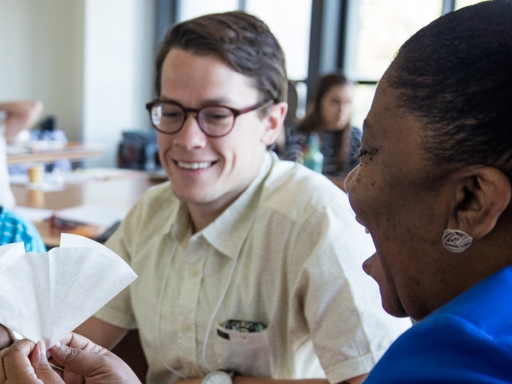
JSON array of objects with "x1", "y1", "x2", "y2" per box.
[
  {"x1": 0, "y1": 207, "x2": 46, "y2": 253},
  {"x1": 365, "y1": 266, "x2": 512, "y2": 383}
]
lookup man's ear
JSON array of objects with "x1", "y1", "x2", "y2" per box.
[
  {"x1": 448, "y1": 166, "x2": 511, "y2": 240},
  {"x1": 261, "y1": 102, "x2": 287, "y2": 146}
]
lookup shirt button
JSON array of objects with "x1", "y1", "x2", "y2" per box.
[
  {"x1": 182, "y1": 323, "x2": 192, "y2": 332},
  {"x1": 189, "y1": 266, "x2": 199, "y2": 277}
]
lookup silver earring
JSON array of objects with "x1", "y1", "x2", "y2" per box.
[{"x1": 442, "y1": 229, "x2": 473, "y2": 253}]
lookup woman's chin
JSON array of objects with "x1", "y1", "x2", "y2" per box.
[{"x1": 380, "y1": 292, "x2": 409, "y2": 318}]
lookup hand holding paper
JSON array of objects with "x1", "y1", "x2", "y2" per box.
[
  {"x1": 0, "y1": 234, "x2": 137, "y2": 348},
  {"x1": 0, "y1": 335, "x2": 141, "y2": 384}
]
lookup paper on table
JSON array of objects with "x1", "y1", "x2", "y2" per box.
[
  {"x1": 54, "y1": 205, "x2": 125, "y2": 227},
  {"x1": 13, "y1": 206, "x2": 54, "y2": 222},
  {"x1": 0, "y1": 234, "x2": 137, "y2": 348}
]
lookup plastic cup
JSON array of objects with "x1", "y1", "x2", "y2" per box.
[{"x1": 27, "y1": 163, "x2": 45, "y2": 185}]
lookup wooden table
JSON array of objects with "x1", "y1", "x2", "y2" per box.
[
  {"x1": 12, "y1": 170, "x2": 162, "y2": 246},
  {"x1": 7, "y1": 143, "x2": 106, "y2": 165}
]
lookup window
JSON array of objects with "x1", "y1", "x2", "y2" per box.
[
  {"x1": 344, "y1": 0, "x2": 443, "y2": 128},
  {"x1": 246, "y1": 0, "x2": 312, "y2": 80},
  {"x1": 352, "y1": 84, "x2": 377, "y2": 131},
  {"x1": 455, "y1": 0, "x2": 486, "y2": 10},
  {"x1": 345, "y1": 0, "x2": 443, "y2": 81},
  {"x1": 179, "y1": 0, "x2": 238, "y2": 21}
]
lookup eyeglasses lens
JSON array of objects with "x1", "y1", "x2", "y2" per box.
[
  {"x1": 151, "y1": 104, "x2": 184, "y2": 133},
  {"x1": 151, "y1": 103, "x2": 235, "y2": 136},
  {"x1": 199, "y1": 107, "x2": 234, "y2": 136}
]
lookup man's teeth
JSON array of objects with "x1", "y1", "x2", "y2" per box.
[
  {"x1": 365, "y1": 227, "x2": 370, "y2": 234},
  {"x1": 177, "y1": 161, "x2": 212, "y2": 170}
]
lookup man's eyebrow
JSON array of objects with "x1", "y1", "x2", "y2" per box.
[
  {"x1": 158, "y1": 96, "x2": 233, "y2": 107},
  {"x1": 200, "y1": 97, "x2": 232, "y2": 106},
  {"x1": 159, "y1": 96, "x2": 179, "y2": 103}
]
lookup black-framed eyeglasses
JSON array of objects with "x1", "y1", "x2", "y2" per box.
[{"x1": 145, "y1": 99, "x2": 274, "y2": 138}]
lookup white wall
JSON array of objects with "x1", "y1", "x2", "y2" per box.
[
  {"x1": 0, "y1": 0, "x2": 85, "y2": 141},
  {"x1": 82, "y1": 0, "x2": 156, "y2": 167},
  {"x1": 0, "y1": 0, "x2": 156, "y2": 167}
]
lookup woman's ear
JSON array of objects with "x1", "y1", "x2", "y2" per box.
[
  {"x1": 448, "y1": 167, "x2": 511, "y2": 240},
  {"x1": 261, "y1": 102, "x2": 287, "y2": 146}
]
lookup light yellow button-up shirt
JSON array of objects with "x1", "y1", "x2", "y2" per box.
[{"x1": 96, "y1": 152, "x2": 411, "y2": 384}]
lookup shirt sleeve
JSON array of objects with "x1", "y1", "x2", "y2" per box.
[
  {"x1": 93, "y1": 207, "x2": 138, "y2": 329},
  {"x1": 289, "y1": 201, "x2": 411, "y2": 383}
]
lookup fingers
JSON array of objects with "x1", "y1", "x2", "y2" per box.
[
  {"x1": 0, "y1": 340, "x2": 37, "y2": 384},
  {"x1": 49, "y1": 334, "x2": 141, "y2": 384},
  {"x1": 50, "y1": 340, "x2": 110, "y2": 378},
  {"x1": 29, "y1": 341, "x2": 64, "y2": 384},
  {"x1": 58, "y1": 333, "x2": 105, "y2": 354}
]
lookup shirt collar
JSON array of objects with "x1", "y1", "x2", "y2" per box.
[
  {"x1": 158, "y1": 183, "x2": 184, "y2": 237},
  {"x1": 170, "y1": 202, "x2": 192, "y2": 244},
  {"x1": 200, "y1": 152, "x2": 274, "y2": 258}
]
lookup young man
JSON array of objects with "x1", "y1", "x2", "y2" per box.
[{"x1": 76, "y1": 12, "x2": 410, "y2": 384}]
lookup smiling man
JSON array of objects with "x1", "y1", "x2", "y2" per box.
[{"x1": 75, "y1": 12, "x2": 410, "y2": 384}]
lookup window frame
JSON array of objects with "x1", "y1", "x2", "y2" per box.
[{"x1": 154, "y1": 0, "x2": 457, "y2": 103}]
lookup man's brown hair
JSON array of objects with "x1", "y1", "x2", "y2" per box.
[{"x1": 155, "y1": 12, "x2": 287, "y2": 105}]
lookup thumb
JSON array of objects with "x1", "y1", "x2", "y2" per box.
[
  {"x1": 49, "y1": 341, "x2": 111, "y2": 378},
  {"x1": 49, "y1": 338, "x2": 140, "y2": 384},
  {"x1": 29, "y1": 341, "x2": 64, "y2": 384}
]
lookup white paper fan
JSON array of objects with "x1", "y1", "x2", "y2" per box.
[{"x1": 0, "y1": 234, "x2": 137, "y2": 347}]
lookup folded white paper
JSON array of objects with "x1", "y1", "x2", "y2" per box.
[{"x1": 0, "y1": 234, "x2": 137, "y2": 347}]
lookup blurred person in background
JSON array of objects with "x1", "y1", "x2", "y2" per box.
[
  {"x1": 0, "y1": 100, "x2": 43, "y2": 209},
  {"x1": 286, "y1": 74, "x2": 360, "y2": 178}
]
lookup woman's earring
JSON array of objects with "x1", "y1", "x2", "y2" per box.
[{"x1": 442, "y1": 229, "x2": 473, "y2": 253}]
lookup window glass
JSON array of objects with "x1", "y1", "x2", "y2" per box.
[
  {"x1": 352, "y1": 83, "x2": 376, "y2": 131},
  {"x1": 345, "y1": 0, "x2": 443, "y2": 81},
  {"x1": 179, "y1": 0, "x2": 238, "y2": 21},
  {"x1": 455, "y1": 0, "x2": 485, "y2": 10},
  {"x1": 246, "y1": 0, "x2": 312, "y2": 80}
]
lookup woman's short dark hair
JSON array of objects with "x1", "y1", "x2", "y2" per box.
[
  {"x1": 155, "y1": 11, "x2": 287, "y2": 105},
  {"x1": 387, "y1": 1, "x2": 512, "y2": 179}
]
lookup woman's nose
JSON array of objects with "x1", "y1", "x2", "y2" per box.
[{"x1": 344, "y1": 166, "x2": 357, "y2": 192}]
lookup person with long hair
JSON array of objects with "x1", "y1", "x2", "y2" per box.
[{"x1": 289, "y1": 73, "x2": 360, "y2": 177}]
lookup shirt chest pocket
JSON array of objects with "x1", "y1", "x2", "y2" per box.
[{"x1": 213, "y1": 326, "x2": 273, "y2": 377}]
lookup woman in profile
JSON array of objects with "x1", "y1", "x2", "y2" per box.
[
  {"x1": 3, "y1": 2, "x2": 512, "y2": 383},
  {"x1": 287, "y1": 73, "x2": 361, "y2": 177},
  {"x1": 345, "y1": 1, "x2": 512, "y2": 382}
]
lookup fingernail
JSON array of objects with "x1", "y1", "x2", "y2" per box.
[
  {"x1": 38, "y1": 341, "x2": 47, "y2": 361},
  {"x1": 54, "y1": 341, "x2": 62, "y2": 349}
]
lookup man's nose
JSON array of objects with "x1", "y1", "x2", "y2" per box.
[{"x1": 173, "y1": 113, "x2": 207, "y2": 149}]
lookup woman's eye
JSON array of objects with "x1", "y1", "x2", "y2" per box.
[
  {"x1": 357, "y1": 148, "x2": 378, "y2": 158},
  {"x1": 357, "y1": 149, "x2": 368, "y2": 159}
]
